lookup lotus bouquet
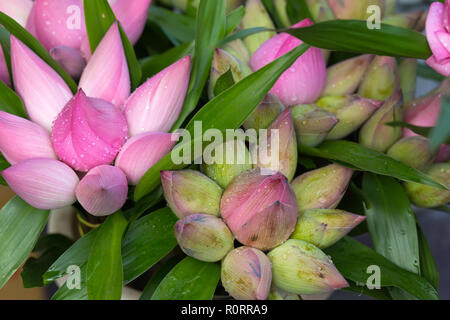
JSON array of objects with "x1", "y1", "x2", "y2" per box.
[{"x1": 0, "y1": 0, "x2": 448, "y2": 301}]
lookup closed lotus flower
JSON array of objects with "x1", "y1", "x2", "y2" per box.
[{"x1": 1, "y1": 22, "x2": 189, "y2": 212}]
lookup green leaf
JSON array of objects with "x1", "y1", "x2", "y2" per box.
[
  {"x1": 261, "y1": 0, "x2": 285, "y2": 28},
  {"x1": 0, "y1": 77, "x2": 26, "y2": 117},
  {"x1": 362, "y1": 173, "x2": 420, "y2": 299},
  {"x1": 213, "y1": 69, "x2": 235, "y2": 96},
  {"x1": 342, "y1": 281, "x2": 391, "y2": 300},
  {"x1": 52, "y1": 263, "x2": 88, "y2": 300},
  {"x1": 417, "y1": 224, "x2": 439, "y2": 289},
  {"x1": 171, "y1": 0, "x2": 227, "y2": 130},
  {"x1": 83, "y1": 0, "x2": 116, "y2": 52},
  {"x1": 87, "y1": 211, "x2": 128, "y2": 300},
  {"x1": 117, "y1": 22, "x2": 142, "y2": 90},
  {"x1": 218, "y1": 27, "x2": 268, "y2": 48},
  {"x1": 325, "y1": 237, "x2": 439, "y2": 300},
  {"x1": 286, "y1": 20, "x2": 432, "y2": 59},
  {"x1": 135, "y1": 42, "x2": 310, "y2": 200},
  {"x1": 148, "y1": 6, "x2": 196, "y2": 44},
  {"x1": 151, "y1": 257, "x2": 221, "y2": 300},
  {"x1": 386, "y1": 121, "x2": 450, "y2": 144},
  {"x1": 0, "y1": 26, "x2": 13, "y2": 86},
  {"x1": 225, "y1": 5, "x2": 245, "y2": 35},
  {"x1": 122, "y1": 207, "x2": 178, "y2": 283},
  {"x1": 0, "y1": 197, "x2": 49, "y2": 288},
  {"x1": 21, "y1": 234, "x2": 72, "y2": 288},
  {"x1": 286, "y1": 0, "x2": 314, "y2": 23},
  {"x1": 124, "y1": 186, "x2": 164, "y2": 224},
  {"x1": 430, "y1": 96, "x2": 450, "y2": 151},
  {"x1": 299, "y1": 140, "x2": 446, "y2": 190},
  {"x1": 0, "y1": 12, "x2": 77, "y2": 92},
  {"x1": 0, "y1": 154, "x2": 10, "y2": 185}
]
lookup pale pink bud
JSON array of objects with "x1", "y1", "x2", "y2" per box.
[
  {"x1": 50, "y1": 46, "x2": 86, "y2": 80},
  {"x1": 116, "y1": 132, "x2": 179, "y2": 185},
  {"x1": 10, "y1": 36, "x2": 73, "y2": 132},
  {"x1": 220, "y1": 168, "x2": 298, "y2": 251},
  {"x1": 250, "y1": 19, "x2": 326, "y2": 106},
  {"x1": 221, "y1": 247, "x2": 272, "y2": 300},
  {"x1": 2, "y1": 158, "x2": 79, "y2": 209},
  {"x1": 76, "y1": 165, "x2": 128, "y2": 216},
  {"x1": 0, "y1": 0, "x2": 33, "y2": 27},
  {"x1": 110, "y1": 0, "x2": 153, "y2": 45},
  {"x1": 79, "y1": 22, "x2": 130, "y2": 107},
  {"x1": 0, "y1": 111, "x2": 56, "y2": 165},
  {"x1": 32, "y1": 0, "x2": 86, "y2": 51},
  {"x1": 51, "y1": 90, "x2": 128, "y2": 172},
  {"x1": 123, "y1": 56, "x2": 191, "y2": 136}
]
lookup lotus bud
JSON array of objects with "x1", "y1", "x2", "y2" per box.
[
  {"x1": 222, "y1": 39, "x2": 251, "y2": 65},
  {"x1": 291, "y1": 164, "x2": 353, "y2": 210},
  {"x1": 76, "y1": 165, "x2": 127, "y2": 216},
  {"x1": 243, "y1": 94, "x2": 284, "y2": 132},
  {"x1": 0, "y1": 111, "x2": 57, "y2": 165},
  {"x1": 175, "y1": 214, "x2": 234, "y2": 262},
  {"x1": 241, "y1": 0, "x2": 276, "y2": 55},
  {"x1": 161, "y1": 170, "x2": 223, "y2": 219},
  {"x1": 382, "y1": 11, "x2": 423, "y2": 29},
  {"x1": 291, "y1": 104, "x2": 338, "y2": 147},
  {"x1": 322, "y1": 55, "x2": 373, "y2": 96},
  {"x1": 268, "y1": 286, "x2": 300, "y2": 300},
  {"x1": 221, "y1": 247, "x2": 272, "y2": 300},
  {"x1": 274, "y1": 0, "x2": 291, "y2": 28},
  {"x1": 208, "y1": 49, "x2": 251, "y2": 99},
  {"x1": 358, "y1": 56, "x2": 399, "y2": 101},
  {"x1": 317, "y1": 95, "x2": 383, "y2": 140},
  {"x1": 387, "y1": 136, "x2": 433, "y2": 171},
  {"x1": 306, "y1": 0, "x2": 335, "y2": 22},
  {"x1": 404, "y1": 163, "x2": 450, "y2": 208},
  {"x1": 109, "y1": 0, "x2": 152, "y2": 45},
  {"x1": 251, "y1": 19, "x2": 326, "y2": 106},
  {"x1": 252, "y1": 109, "x2": 297, "y2": 181},
  {"x1": 398, "y1": 58, "x2": 417, "y2": 103},
  {"x1": 201, "y1": 139, "x2": 253, "y2": 189},
  {"x1": 79, "y1": 22, "x2": 130, "y2": 107},
  {"x1": 2, "y1": 158, "x2": 79, "y2": 209},
  {"x1": 0, "y1": 0, "x2": 33, "y2": 27},
  {"x1": 10, "y1": 36, "x2": 73, "y2": 132},
  {"x1": 359, "y1": 91, "x2": 403, "y2": 153},
  {"x1": 50, "y1": 46, "x2": 86, "y2": 80},
  {"x1": 123, "y1": 56, "x2": 191, "y2": 136},
  {"x1": 220, "y1": 168, "x2": 298, "y2": 250},
  {"x1": 52, "y1": 89, "x2": 128, "y2": 172},
  {"x1": 268, "y1": 239, "x2": 348, "y2": 294},
  {"x1": 291, "y1": 209, "x2": 366, "y2": 249},
  {"x1": 116, "y1": 132, "x2": 179, "y2": 185},
  {"x1": 327, "y1": 0, "x2": 385, "y2": 20},
  {"x1": 403, "y1": 92, "x2": 442, "y2": 137}
]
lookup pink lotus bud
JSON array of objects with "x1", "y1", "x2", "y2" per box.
[
  {"x1": 403, "y1": 92, "x2": 442, "y2": 137},
  {"x1": 161, "y1": 170, "x2": 223, "y2": 219},
  {"x1": 116, "y1": 132, "x2": 179, "y2": 185},
  {"x1": 2, "y1": 158, "x2": 79, "y2": 209},
  {"x1": 109, "y1": 0, "x2": 152, "y2": 45},
  {"x1": 32, "y1": 0, "x2": 86, "y2": 51},
  {"x1": 76, "y1": 165, "x2": 128, "y2": 216},
  {"x1": 174, "y1": 214, "x2": 234, "y2": 262},
  {"x1": 51, "y1": 89, "x2": 128, "y2": 172},
  {"x1": 250, "y1": 19, "x2": 326, "y2": 107},
  {"x1": 220, "y1": 168, "x2": 298, "y2": 251},
  {"x1": 251, "y1": 109, "x2": 298, "y2": 182},
  {"x1": 221, "y1": 247, "x2": 272, "y2": 300},
  {"x1": 10, "y1": 36, "x2": 73, "y2": 132},
  {"x1": 0, "y1": 111, "x2": 56, "y2": 164},
  {"x1": 79, "y1": 22, "x2": 130, "y2": 107},
  {"x1": 123, "y1": 56, "x2": 191, "y2": 136},
  {"x1": 0, "y1": 0, "x2": 33, "y2": 27},
  {"x1": 50, "y1": 46, "x2": 86, "y2": 80},
  {"x1": 291, "y1": 209, "x2": 366, "y2": 249},
  {"x1": 425, "y1": 2, "x2": 450, "y2": 76},
  {"x1": 268, "y1": 239, "x2": 348, "y2": 294},
  {"x1": 291, "y1": 164, "x2": 353, "y2": 210}
]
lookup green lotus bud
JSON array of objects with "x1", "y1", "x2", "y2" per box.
[
  {"x1": 290, "y1": 164, "x2": 353, "y2": 210},
  {"x1": 222, "y1": 39, "x2": 251, "y2": 65},
  {"x1": 221, "y1": 247, "x2": 272, "y2": 300},
  {"x1": 327, "y1": 0, "x2": 385, "y2": 20},
  {"x1": 359, "y1": 91, "x2": 403, "y2": 153},
  {"x1": 241, "y1": 0, "x2": 276, "y2": 55},
  {"x1": 306, "y1": 0, "x2": 335, "y2": 22},
  {"x1": 274, "y1": 0, "x2": 291, "y2": 28},
  {"x1": 161, "y1": 170, "x2": 223, "y2": 219},
  {"x1": 382, "y1": 11, "x2": 422, "y2": 29},
  {"x1": 404, "y1": 163, "x2": 450, "y2": 208},
  {"x1": 243, "y1": 94, "x2": 285, "y2": 132},
  {"x1": 209, "y1": 48, "x2": 252, "y2": 99},
  {"x1": 291, "y1": 209, "x2": 366, "y2": 249},
  {"x1": 201, "y1": 139, "x2": 253, "y2": 188},
  {"x1": 317, "y1": 95, "x2": 383, "y2": 140},
  {"x1": 291, "y1": 104, "x2": 338, "y2": 147},
  {"x1": 175, "y1": 214, "x2": 234, "y2": 262},
  {"x1": 358, "y1": 56, "x2": 399, "y2": 101},
  {"x1": 387, "y1": 136, "x2": 433, "y2": 171},
  {"x1": 268, "y1": 286, "x2": 300, "y2": 300},
  {"x1": 322, "y1": 55, "x2": 374, "y2": 96},
  {"x1": 268, "y1": 239, "x2": 348, "y2": 294},
  {"x1": 398, "y1": 58, "x2": 417, "y2": 103}
]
